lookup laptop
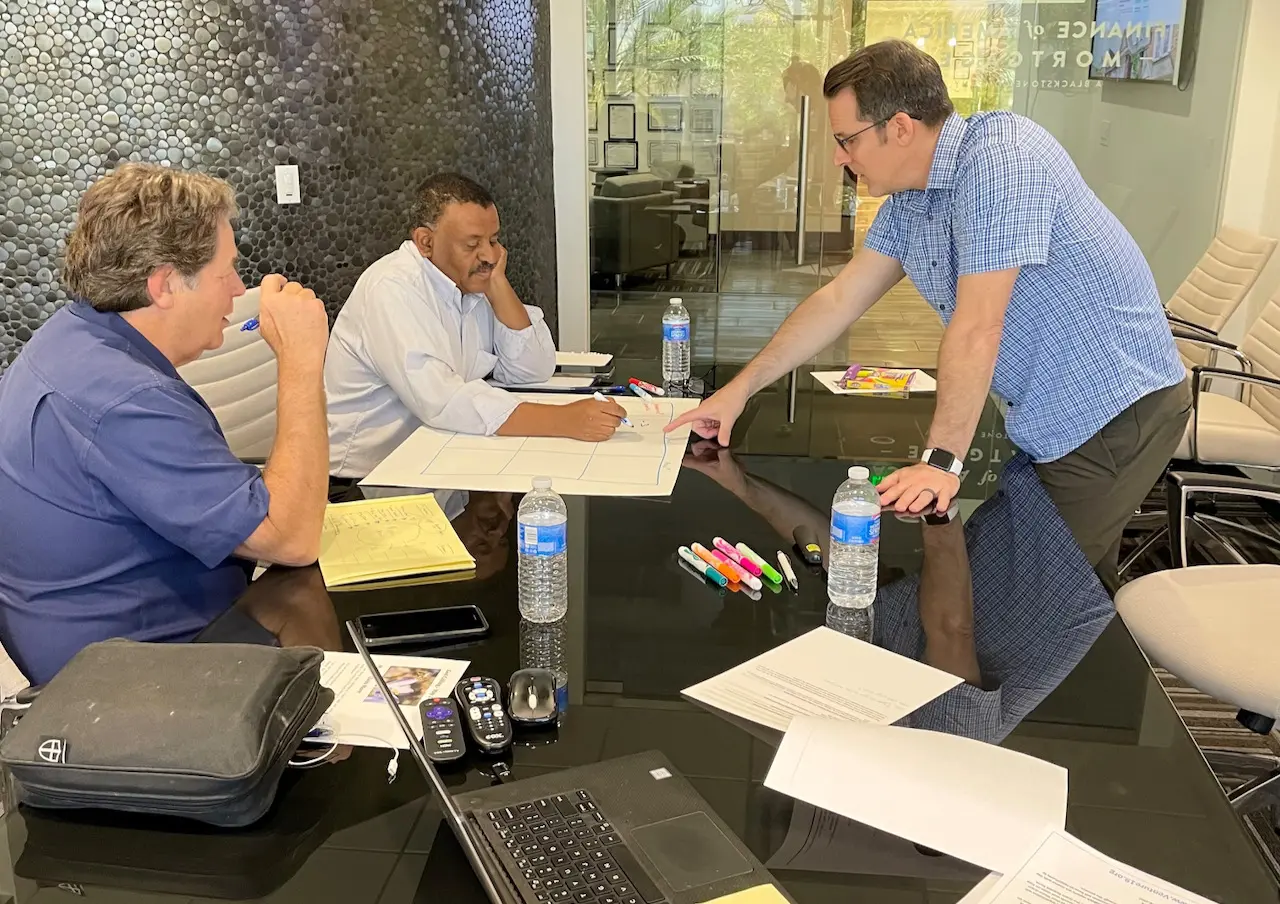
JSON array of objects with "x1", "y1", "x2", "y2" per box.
[{"x1": 348, "y1": 620, "x2": 791, "y2": 904}]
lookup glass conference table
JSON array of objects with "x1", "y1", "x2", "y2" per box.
[{"x1": 0, "y1": 448, "x2": 1276, "y2": 903}]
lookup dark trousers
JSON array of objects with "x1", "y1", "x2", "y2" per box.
[{"x1": 1034, "y1": 379, "x2": 1192, "y2": 593}]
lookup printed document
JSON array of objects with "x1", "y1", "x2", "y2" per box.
[
  {"x1": 681, "y1": 627, "x2": 963, "y2": 732},
  {"x1": 318, "y1": 494, "x2": 476, "y2": 588},
  {"x1": 362, "y1": 395, "x2": 701, "y2": 497},
  {"x1": 963, "y1": 829, "x2": 1218, "y2": 904},
  {"x1": 764, "y1": 718, "x2": 1067, "y2": 874},
  {"x1": 318, "y1": 652, "x2": 468, "y2": 749}
]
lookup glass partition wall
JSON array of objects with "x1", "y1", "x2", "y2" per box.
[{"x1": 584, "y1": 0, "x2": 1246, "y2": 456}]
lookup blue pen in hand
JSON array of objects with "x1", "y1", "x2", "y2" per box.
[
  {"x1": 593, "y1": 391, "x2": 632, "y2": 427},
  {"x1": 240, "y1": 317, "x2": 259, "y2": 332}
]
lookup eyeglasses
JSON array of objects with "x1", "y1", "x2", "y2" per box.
[{"x1": 833, "y1": 112, "x2": 920, "y2": 153}]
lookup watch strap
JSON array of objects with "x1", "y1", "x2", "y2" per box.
[{"x1": 922, "y1": 447, "x2": 963, "y2": 476}]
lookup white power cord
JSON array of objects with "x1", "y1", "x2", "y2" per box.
[{"x1": 290, "y1": 727, "x2": 402, "y2": 783}]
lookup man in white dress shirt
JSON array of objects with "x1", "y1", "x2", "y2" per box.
[{"x1": 325, "y1": 174, "x2": 626, "y2": 477}]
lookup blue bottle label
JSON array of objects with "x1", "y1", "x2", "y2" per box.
[
  {"x1": 831, "y1": 511, "x2": 880, "y2": 545},
  {"x1": 663, "y1": 322, "x2": 690, "y2": 342},
  {"x1": 519, "y1": 522, "x2": 567, "y2": 557}
]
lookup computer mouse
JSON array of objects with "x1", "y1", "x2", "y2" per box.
[{"x1": 508, "y1": 668, "x2": 559, "y2": 727}]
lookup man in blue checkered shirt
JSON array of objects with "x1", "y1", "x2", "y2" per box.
[{"x1": 668, "y1": 40, "x2": 1190, "y2": 589}]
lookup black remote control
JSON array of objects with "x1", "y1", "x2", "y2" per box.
[
  {"x1": 418, "y1": 696, "x2": 466, "y2": 763},
  {"x1": 454, "y1": 676, "x2": 513, "y2": 754}
]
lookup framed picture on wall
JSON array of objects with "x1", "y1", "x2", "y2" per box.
[
  {"x1": 953, "y1": 60, "x2": 972, "y2": 81},
  {"x1": 648, "y1": 140, "x2": 680, "y2": 166},
  {"x1": 586, "y1": 31, "x2": 596, "y2": 59},
  {"x1": 607, "y1": 25, "x2": 617, "y2": 66},
  {"x1": 646, "y1": 69, "x2": 681, "y2": 97},
  {"x1": 952, "y1": 41, "x2": 974, "y2": 60},
  {"x1": 588, "y1": 102, "x2": 598, "y2": 132},
  {"x1": 588, "y1": 138, "x2": 599, "y2": 167},
  {"x1": 690, "y1": 106, "x2": 717, "y2": 135},
  {"x1": 604, "y1": 70, "x2": 634, "y2": 96},
  {"x1": 647, "y1": 101, "x2": 683, "y2": 132},
  {"x1": 603, "y1": 140, "x2": 639, "y2": 170},
  {"x1": 588, "y1": 69, "x2": 596, "y2": 98},
  {"x1": 607, "y1": 103, "x2": 636, "y2": 140},
  {"x1": 692, "y1": 144, "x2": 718, "y2": 176}
]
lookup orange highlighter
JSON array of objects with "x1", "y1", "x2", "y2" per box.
[{"x1": 692, "y1": 543, "x2": 739, "y2": 584}]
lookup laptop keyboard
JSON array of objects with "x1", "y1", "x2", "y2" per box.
[{"x1": 485, "y1": 789, "x2": 669, "y2": 904}]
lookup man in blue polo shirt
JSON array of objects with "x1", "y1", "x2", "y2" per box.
[
  {"x1": 0, "y1": 163, "x2": 331, "y2": 682},
  {"x1": 667, "y1": 40, "x2": 1190, "y2": 589}
]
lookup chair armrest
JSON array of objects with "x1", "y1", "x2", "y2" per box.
[
  {"x1": 1165, "y1": 312, "x2": 1219, "y2": 336},
  {"x1": 1190, "y1": 366, "x2": 1280, "y2": 393},
  {"x1": 239, "y1": 456, "x2": 268, "y2": 466},
  {"x1": 1165, "y1": 471, "x2": 1280, "y2": 567},
  {"x1": 1172, "y1": 330, "x2": 1251, "y2": 372},
  {"x1": 1167, "y1": 311, "x2": 1213, "y2": 335}
]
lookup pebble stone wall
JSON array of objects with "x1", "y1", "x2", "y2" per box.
[{"x1": 0, "y1": 0, "x2": 556, "y2": 373}]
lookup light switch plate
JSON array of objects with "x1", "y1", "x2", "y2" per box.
[{"x1": 274, "y1": 164, "x2": 300, "y2": 204}]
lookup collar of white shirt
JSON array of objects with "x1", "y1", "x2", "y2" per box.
[{"x1": 402, "y1": 240, "x2": 486, "y2": 315}]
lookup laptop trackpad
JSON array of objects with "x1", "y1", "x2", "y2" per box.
[{"x1": 630, "y1": 811, "x2": 754, "y2": 893}]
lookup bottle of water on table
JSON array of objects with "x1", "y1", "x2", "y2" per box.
[
  {"x1": 518, "y1": 477, "x2": 568, "y2": 622},
  {"x1": 662, "y1": 297, "x2": 691, "y2": 383},
  {"x1": 828, "y1": 466, "x2": 880, "y2": 609}
]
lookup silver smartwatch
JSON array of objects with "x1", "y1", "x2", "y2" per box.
[{"x1": 921, "y1": 447, "x2": 963, "y2": 476}]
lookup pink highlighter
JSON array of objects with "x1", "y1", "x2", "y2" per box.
[
  {"x1": 710, "y1": 549, "x2": 763, "y2": 591},
  {"x1": 713, "y1": 537, "x2": 763, "y2": 577}
]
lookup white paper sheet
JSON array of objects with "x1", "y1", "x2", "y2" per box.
[
  {"x1": 318, "y1": 651, "x2": 468, "y2": 749},
  {"x1": 555, "y1": 351, "x2": 614, "y2": 368},
  {"x1": 362, "y1": 395, "x2": 701, "y2": 497},
  {"x1": 764, "y1": 719, "x2": 1067, "y2": 874},
  {"x1": 966, "y1": 830, "x2": 1217, "y2": 904},
  {"x1": 681, "y1": 627, "x2": 963, "y2": 733},
  {"x1": 811, "y1": 369, "x2": 937, "y2": 395},
  {"x1": 489, "y1": 374, "x2": 596, "y2": 390}
]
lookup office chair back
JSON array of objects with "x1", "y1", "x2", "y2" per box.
[
  {"x1": 1240, "y1": 286, "x2": 1280, "y2": 433},
  {"x1": 177, "y1": 286, "x2": 278, "y2": 461},
  {"x1": 1166, "y1": 226, "x2": 1277, "y2": 367}
]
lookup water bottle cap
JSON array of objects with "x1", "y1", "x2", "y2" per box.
[
  {"x1": 531, "y1": 477, "x2": 552, "y2": 490},
  {"x1": 669, "y1": 297, "x2": 683, "y2": 305},
  {"x1": 848, "y1": 466, "x2": 869, "y2": 480}
]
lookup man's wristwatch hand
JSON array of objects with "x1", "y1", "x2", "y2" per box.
[{"x1": 921, "y1": 447, "x2": 964, "y2": 477}]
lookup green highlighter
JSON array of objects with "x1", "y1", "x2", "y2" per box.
[{"x1": 734, "y1": 542, "x2": 784, "y2": 585}]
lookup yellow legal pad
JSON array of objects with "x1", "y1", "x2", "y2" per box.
[
  {"x1": 318, "y1": 495, "x2": 476, "y2": 588},
  {"x1": 698, "y1": 887, "x2": 789, "y2": 904}
]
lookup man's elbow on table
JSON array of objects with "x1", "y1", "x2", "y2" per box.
[{"x1": 236, "y1": 517, "x2": 322, "y2": 568}]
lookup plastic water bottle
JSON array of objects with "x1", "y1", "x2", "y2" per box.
[
  {"x1": 826, "y1": 601, "x2": 874, "y2": 642},
  {"x1": 520, "y1": 616, "x2": 569, "y2": 720},
  {"x1": 517, "y1": 478, "x2": 568, "y2": 622},
  {"x1": 662, "y1": 297, "x2": 691, "y2": 383},
  {"x1": 827, "y1": 466, "x2": 880, "y2": 608}
]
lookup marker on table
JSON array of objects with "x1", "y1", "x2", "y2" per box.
[
  {"x1": 735, "y1": 542, "x2": 784, "y2": 585},
  {"x1": 628, "y1": 377, "x2": 665, "y2": 396},
  {"x1": 691, "y1": 543, "x2": 738, "y2": 583},
  {"x1": 677, "y1": 557, "x2": 725, "y2": 592},
  {"x1": 240, "y1": 318, "x2": 259, "y2": 332},
  {"x1": 628, "y1": 383, "x2": 653, "y2": 400},
  {"x1": 678, "y1": 546, "x2": 728, "y2": 587},
  {"x1": 710, "y1": 549, "x2": 762, "y2": 591},
  {"x1": 593, "y1": 391, "x2": 632, "y2": 426},
  {"x1": 776, "y1": 551, "x2": 800, "y2": 592},
  {"x1": 713, "y1": 537, "x2": 762, "y2": 577}
]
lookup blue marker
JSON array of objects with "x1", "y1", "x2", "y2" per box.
[
  {"x1": 593, "y1": 391, "x2": 632, "y2": 427},
  {"x1": 240, "y1": 317, "x2": 259, "y2": 332}
]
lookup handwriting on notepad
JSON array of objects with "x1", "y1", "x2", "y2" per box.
[{"x1": 698, "y1": 886, "x2": 789, "y2": 904}]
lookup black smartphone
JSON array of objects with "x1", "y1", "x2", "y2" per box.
[{"x1": 358, "y1": 605, "x2": 490, "y2": 649}]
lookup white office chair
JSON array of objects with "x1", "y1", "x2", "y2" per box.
[
  {"x1": 1120, "y1": 287, "x2": 1280, "y2": 575},
  {"x1": 1164, "y1": 225, "x2": 1277, "y2": 369},
  {"x1": 177, "y1": 286, "x2": 278, "y2": 462},
  {"x1": 1116, "y1": 561, "x2": 1280, "y2": 881}
]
